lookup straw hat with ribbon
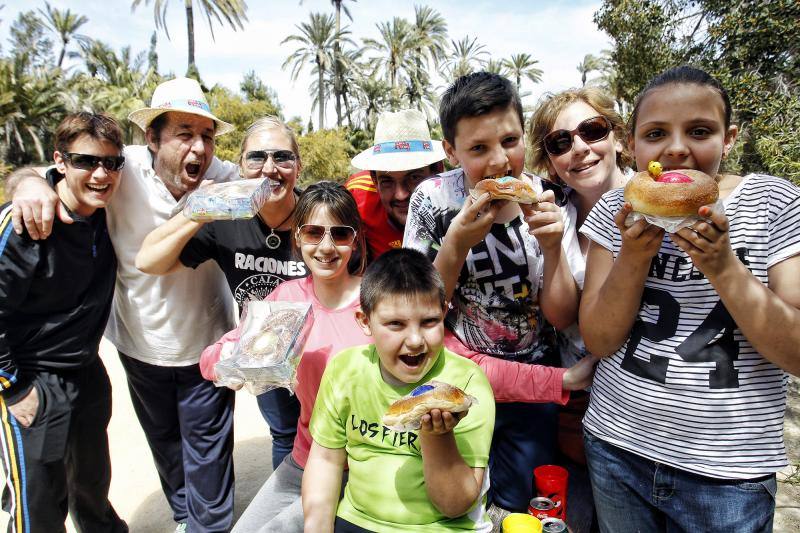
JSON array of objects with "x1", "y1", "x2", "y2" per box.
[
  {"x1": 128, "y1": 77, "x2": 234, "y2": 136},
  {"x1": 351, "y1": 109, "x2": 445, "y2": 172}
]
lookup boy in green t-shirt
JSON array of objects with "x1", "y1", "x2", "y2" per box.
[{"x1": 303, "y1": 248, "x2": 496, "y2": 532}]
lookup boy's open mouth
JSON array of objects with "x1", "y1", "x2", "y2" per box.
[
  {"x1": 399, "y1": 353, "x2": 425, "y2": 367},
  {"x1": 186, "y1": 163, "x2": 201, "y2": 177}
]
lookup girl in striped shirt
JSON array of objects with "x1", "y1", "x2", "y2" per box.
[{"x1": 579, "y1": 66, "x2": 800, "y2": 532}]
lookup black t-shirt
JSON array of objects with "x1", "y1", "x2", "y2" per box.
[{"x1": 180, "y1": 216, "x2": 308, "y2": 312}]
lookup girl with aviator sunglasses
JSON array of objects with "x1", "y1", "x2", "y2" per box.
[
  {"x1": 200, "y1": 181, "x2": 370, "y2": 532},
  {"x1": 527, "y1": 86, "x2": 633, "y2": 533}
]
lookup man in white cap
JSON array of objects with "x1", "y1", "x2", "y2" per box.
[
  {"x1": 346, "y1": 109, "x2": 445, "y2": 261},
  {"x1": 6, "y1": 77, "x2": 239, "y2": 533}
]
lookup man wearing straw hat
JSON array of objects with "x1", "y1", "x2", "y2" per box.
[
  {"x1": 346, "y1": 109, "x2": 445, "y2": 261},
  {"x1": 7, "y1": 77, "x2": 239, "y2": 533}
]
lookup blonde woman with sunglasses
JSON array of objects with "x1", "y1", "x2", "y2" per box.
[
  {"x1": 199, "y1": 181, "x2": 370, "y2": 532},
  {"x1": 526, "y1": 87, "x2": 633, "y2": 533},
  {"x1": 136, "y1": 116, "x2": 308, "y2": 471}
]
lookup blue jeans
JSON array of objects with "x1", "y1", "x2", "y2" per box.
[
  {"x1": 489, "y1": 402, "x2": 559, "y2": 511},
  {"x1": 256, "y1": 387, "x2": 301, "y2": 469},
  {"x1": 584, "y1": 430, "x2": 776, "y2": 533}
]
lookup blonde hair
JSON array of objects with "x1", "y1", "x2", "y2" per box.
[
  {"x1": 239, "y1": 116, "x2": 302, "y2": 170},
  {"x1": 527, "y1": 87, "x2": 632, "y2": 181}
]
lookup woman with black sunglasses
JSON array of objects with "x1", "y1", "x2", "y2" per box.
[
  {"x1": 136, "y1": 116, "x2": 308, "y2": 472},
  {"x1": 527, "y1": 87, "x2": 633, "y2": 533}
]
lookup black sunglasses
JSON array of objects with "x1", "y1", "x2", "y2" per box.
[
  {"x1": 245, "y1": 149, "x2": 297, "y2": 169},
  {"x1": 543, "y1": 116, "x2": 612, "y2": 156},
  {"x1": 63, "y1": 152, "x2": 125, "y2": 172},
  {"x1": 296, "y1": 224, "x2": 357, "y2": 246}
]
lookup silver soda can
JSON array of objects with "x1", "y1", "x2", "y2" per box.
[{"x1": 541, "y1": 517, "x2": 568, "y2": 533}]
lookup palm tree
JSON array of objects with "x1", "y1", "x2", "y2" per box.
[
  {"x1": 0, "y1": 57, "x2": 66, "y2": 165},
  {"x1": 283, "y1": 12, "x2": 350, "y2": 130},
  {"x1": 336, "y1": 47, "x2": 365, "y2": 128},
  {"x1": 444, "y1": 36, "x2": 488, "y2": 82},
  {"x1": 364, "y1": 18, "x2": 413, "y2": 96},
  {"x1": 38, "y1": 2, "x2": 88, "y2": 68},
  {"x1": 131, "y1": 0, "x2": 248, "y2": 77},
  {"x1": 330, "y1": 0, "x2": 356, "y2": 127},
  {"x1": 577, "y1": 53, "x2": 602, "y2": 86},
  {"x1": 407, "y1": 6, "x2": 447, "y2": 112},
  {"x1": 503, "y1": 53, "x2": 542, "y2": 93},
  {"x1": 353, "y1": 72, "x2": 391, "y2": 132},
  {"x1": 482, "y1": 58, "x2": 510, "y2": 77},
  {"x1": 67, "y1": 38, "x2": 161, "y2": 142}
]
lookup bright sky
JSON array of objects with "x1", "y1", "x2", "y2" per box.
[{"x1": 1, "y1": 0, "x2": 611, "y2": 128}]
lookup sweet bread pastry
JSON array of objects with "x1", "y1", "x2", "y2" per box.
[
  {"x1": 624, "y1": 161, "x2": 718, "y2": 217},
  {"x1": 382, "y1": 381, "x2": 477, "y2": 431},
  {"x1": 471, "y1": 175, "x2": 538, "y2": 204}
]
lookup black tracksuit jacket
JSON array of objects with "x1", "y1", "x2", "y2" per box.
[{"x1": 0, "y1": 169, "x2": 116, "y2": 405}]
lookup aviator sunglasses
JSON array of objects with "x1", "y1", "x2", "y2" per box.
[
  {"x1": 297, "y1": 224, "x2": 357, "y2": 246},
  {"x1": 62, "y1": 152, "x2": 126, "y2": 172},
  {"x1": 543, "y1": 116, "x2": 612, "y2": 156},
  {"x1": 245, "y1": 149, "x2": 297, "y2": 170}
]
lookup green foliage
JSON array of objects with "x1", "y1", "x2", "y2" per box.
[
  {"x1": 297, "y1": 128, "x2": 352, "y2": 187},
  {"x1": 594, "y1": 0, "x2": 681, "y2": 112},
  {"x1": 0, "y1": 58, "x2": 67, "y2": 165},
  {"x1": 595, "y1": 0, "x2": 800, "y2": 180},
  {"x1": 286, "y1": 116, "x2": 305, "y2": 137},
  {"x1": 751, "y1": 94, "x2": 800, "y2": 185},
  {"x1": 207, "y1": 84, "x2": 282, "y2": 163},
  {"x1": 9, "y1": 11, "x2": 55, "y2": 73}
]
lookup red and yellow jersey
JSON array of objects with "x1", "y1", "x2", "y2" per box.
[{"x1": 345, "y1": 171, "x2": 403, "y2": 262}]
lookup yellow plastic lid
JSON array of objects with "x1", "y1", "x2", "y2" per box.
[{"x1": 502, "y1": 512, "x2": 543, "y2": 533}]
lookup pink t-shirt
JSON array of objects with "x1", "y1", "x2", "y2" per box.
[{"x1": 199, "y1": 276, "x2": 369, "y2": 467}]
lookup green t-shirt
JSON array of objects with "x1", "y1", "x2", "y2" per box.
[{"x1": 310, "y1": 344, "x2": 496, "y2": 532}]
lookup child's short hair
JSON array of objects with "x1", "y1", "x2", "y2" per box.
[
  {"x1": 55, "y1": 112, "x2": 124, "y2": 154},
  {"x1": 360, "y1": 248, "x2": 445, "y2": 316},
  {"x1": 439, "y1": 71, "x2": 523, "y2": 146},
  {"x1": 630, "y1": 65, "x2": 732, "y2": 134}
]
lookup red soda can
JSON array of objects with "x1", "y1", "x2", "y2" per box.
[
  {"x1": 528, "y1": 496, "x2": 558, "y2": 520},
  {"x1": 540, "y1": 517, "x2": 568, "y2": 533}
]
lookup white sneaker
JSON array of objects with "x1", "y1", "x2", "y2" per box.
[{"x1": 175, "y1": 524, "x2": 187, "y2": 533}]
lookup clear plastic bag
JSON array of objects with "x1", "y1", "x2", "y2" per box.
[
  {"x1": 625, "y1": 199, "x2": 725, "y2": 233},
  {"x1": 183, "y1": 178, "x2": 272, "y2": 221},
  {"x1": 214, "y1": 301, "x2": 314, "y2": 395}
]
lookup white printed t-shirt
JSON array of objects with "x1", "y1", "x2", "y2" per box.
[
  {"x1": 580, "y1": 174, "x2": 800, "y2": 479},
  {"x1": 404, "y1": 168, "x2": 582, "y2": 364},
  {"x1": 104, "y1": 145, "x2": 238, "y2": 366}
]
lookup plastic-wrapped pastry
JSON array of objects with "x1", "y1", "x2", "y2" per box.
[
  {"x1": 214, "y1": 301, "x2": 314, "y2": 395},
  {"x1": 183, "y1": 178, "x2": 272, "y2": 221}
]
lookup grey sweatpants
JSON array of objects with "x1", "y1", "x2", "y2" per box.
[
  {"x1": 233, "y1": 453, "x2": 349, "y2": 533},
  {"x1": 233, "y1": 454, "x2": 305, "y2": 533}
]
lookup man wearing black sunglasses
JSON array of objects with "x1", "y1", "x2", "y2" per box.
[
  {"x1": 0, "y1": 113, "x2": 128, "y2": 532},
  {"x1": 5, "y1": 78, "x2": 241, "y2": 533}
]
